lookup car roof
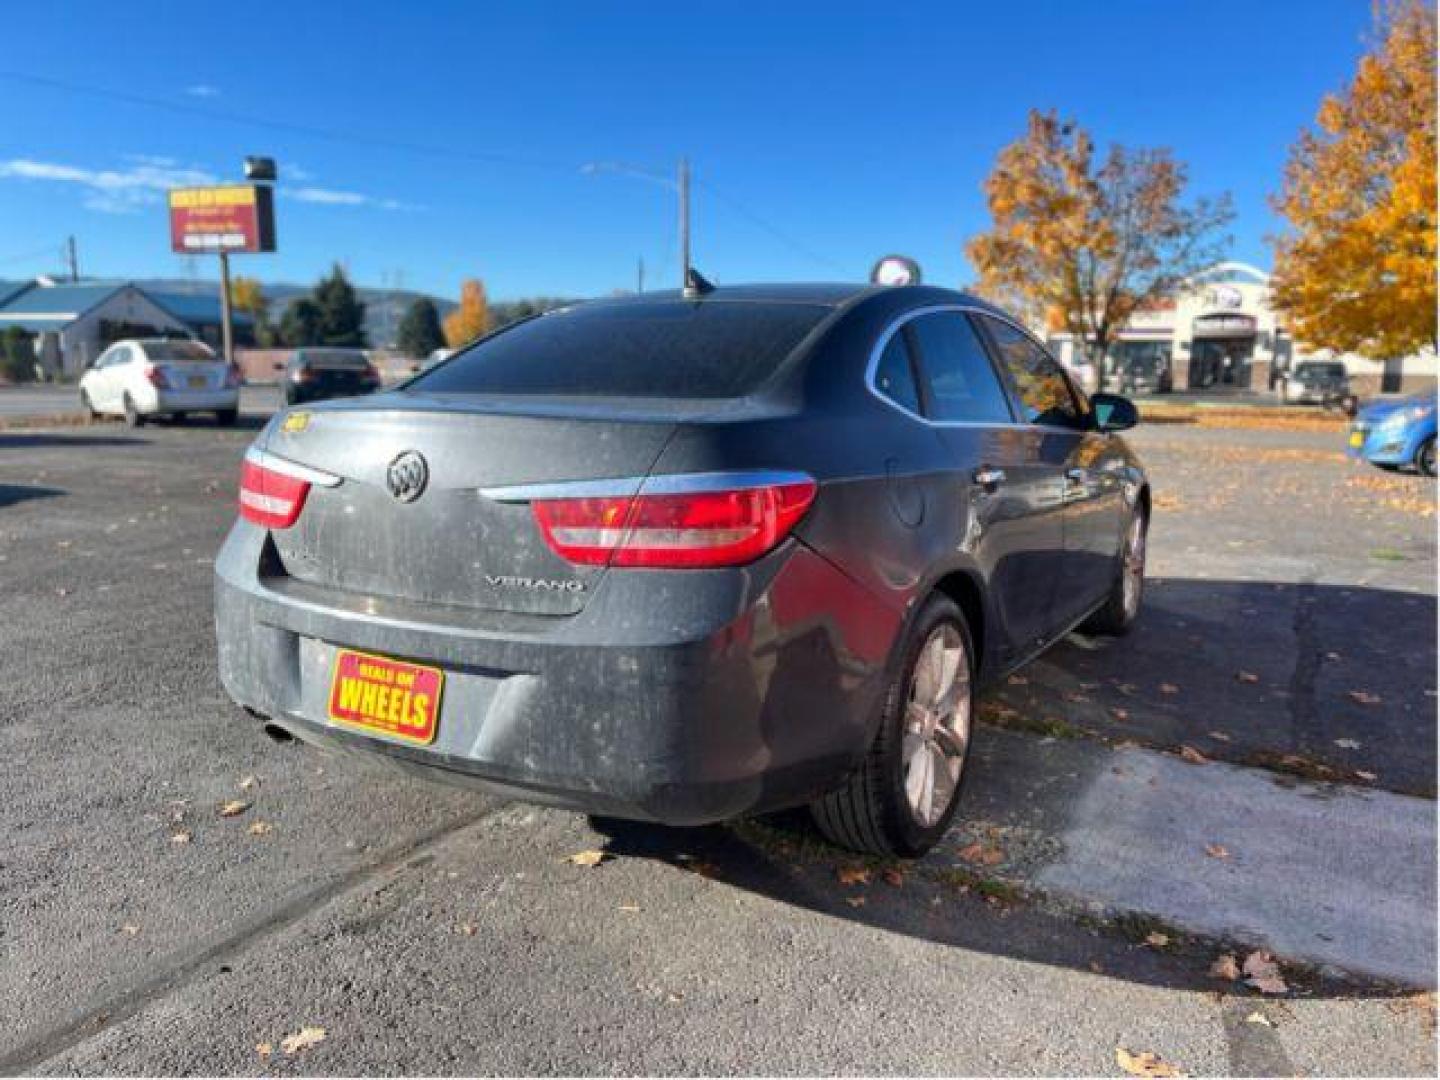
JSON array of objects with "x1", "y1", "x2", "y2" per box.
[{"x1": 577, "y1": 282, "x2": 1001, "y2": 312}]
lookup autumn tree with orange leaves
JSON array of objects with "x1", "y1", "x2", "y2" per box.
[
  {"x1": 1271, "y1": 0, "x2": 1436, "y2": 358},
  {"x1": 966, "y1": 110, "x2": 1232, "y2": 365},
  {"x1": 444, "y1": 279, "x2": 492, "y2": 347}
]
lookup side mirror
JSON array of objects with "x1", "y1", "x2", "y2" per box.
[{"x1": 1091, "y1": 392, "x2": 1139, "y2": 432}]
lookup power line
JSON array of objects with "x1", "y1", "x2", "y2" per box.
[
  {"x1": 695, "y1": 177, "x2": 851, "y2": 276},
  {"x1": 0, "y1": 69, "x2": 575, "y2": 174}
]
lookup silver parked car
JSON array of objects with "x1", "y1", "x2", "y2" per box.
[{"x1": 79, "y1": 338, "x2": 241, "y2": 426}]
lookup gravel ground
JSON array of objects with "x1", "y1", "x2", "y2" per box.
[{"x1": 0, "y1": 418, "x2": 1433, "y2": 1076}]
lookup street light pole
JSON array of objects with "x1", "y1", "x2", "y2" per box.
[
  {"x1": 678, "y1": 156, "x2": 692, "y2": 295},
  {"x1": 218, "y1": 250, "x2": 234, "y2": 367}
]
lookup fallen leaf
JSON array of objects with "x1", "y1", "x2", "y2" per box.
[
  {"x1": 280, "y1": 1026, "x2": 327, "y2": 1055},
  {"x1": 120, "y1": 923, "x2": 140, "y2": 936},
  {"x1": 1007, "y1": 674, "x2": 1029, "y2": 686},
  {"x1": 1110, "y1": 707, "x2": 1130, "y2": 720},
  {"x1": 837, "y1": 865, "x2": 872, "y2": 886},
  {"x1": 1348, "y1": 690, "x2": 1382, "y2": 706},
  {"x1": 844, "y1": 896, "x2": 867, "y2": 908},
  {"x1": 1159, "y1": 683, "x2": 1180, "y2": 695},
  {"x1": 1242, "y1": 951, "x2": 1289, "y2": 995},
  {"x1": 170, "y1": 830, "x2": 192, "y2": 845},
  {"x1": 238, "y1": 775, "x2": 259, "y2": 791},
  {"x1": 882, "y1": 867, "x2": 905, "y2": 888},
  {"x1": 1145, "y1": 932, "x2": 1170, "y2": 948},
  {"x1": 617, "y1": 904, "x2": 641, "y2": 913},
  {"x1": 218, "y1": 800, "x2": 251, "y2": 818},
  {"x1": 1209, "y1": 953, "x2": 1241, "y2": 981},
  {"x1": 255, "y1": 1043, "x2": 273, "y2": 1058},
  {"x1": 566, "y1": 849, "x2": 609, "y2": 867},
  {"x1": 1236, "y1": 671, "x2": 1260, "y2": 684},
  {"x1": 1245, "y1": 1011, "x2": 1274, "y2": 1028},
  {"x1": 457, "y1": 922, "x2": 477, "y2": 936},
  {"x1": 1178, "y1": 745, "x2": 1209, "y2": 765},
  {"x1": 1207, "y1": 731, "x2": 1232, "y2": 743},
  {"x1": 1356, "y1": 770, "x2": 1378, "y2": 782},
  {"x1": 1333, "y1": 738, "x2": 1361, "y2": 750},
  {"x1": 247, "y1": 821, "x2": 274, "y2": 836},
  {"x1": 1204, "y1": 844, "x2": 1231, "y2": 860},
  {"x1": 1116, "y1": 1046, "x2": 1186, "y2": 1077}
]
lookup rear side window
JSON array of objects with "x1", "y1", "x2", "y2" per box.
[
  {"x1": 907, "y1": 312, "x2": 1013, "y2": 423},
  {"x1": 410, "y1": 301, "x2": 830, "y2": 399},
  {"x1": 978, "y1": 316, "x2": 1084, "y2": 428},
  {"x1": 872, "y1": 333, "x2": 921, "y2": 414},
  {"x1": 144, "y1": 340, "x2": 213, "y2": 364}
]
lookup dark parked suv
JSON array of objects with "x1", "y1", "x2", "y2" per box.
[
  {"x1": 217, "y1": 284, "x2": 1149, "y2": 856},
  {"x1": 282, "y1": 348, "x2": 382, "y2": 405}
]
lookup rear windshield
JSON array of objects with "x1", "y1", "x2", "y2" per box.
[
  {"x1": 408, "y1": 300, "x2": 830, "y2": 399},
  {"x1": 299, "y1": 349, "x2": 369, "y2": 368},
  {"x1": 145, "y1": 341, "x2": 214, "y2": 364}
]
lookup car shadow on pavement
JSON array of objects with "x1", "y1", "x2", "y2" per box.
[
  {"x1": 0, "y1": 483, "x2": 64, "y2": 508},
  {"x1": 588, "y1": 576, "x2": 1434, "y2": 998},
  {"x1": 0, "y1": 432, "x2": 149, "y2": 450},
  {"x1": 988, "y1": 577, "x2": 1437, "y2": 797}
]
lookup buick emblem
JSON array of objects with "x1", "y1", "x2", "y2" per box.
[{"x1": 386, "y1": 451, "x2": 429, "y2": 503}]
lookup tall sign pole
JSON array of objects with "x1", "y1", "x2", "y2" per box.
[{"x1": 218, "y1": 250, "x2": 234, "y2": 366}]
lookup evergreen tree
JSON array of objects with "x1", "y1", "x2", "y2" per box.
[
  {"x1": 396, "y1": 298, "x2": 446, "y2": 358},
  {"x1": 279, "y1": 297, "x2": 323, "y2": 347},
  {"x1": 313, "y1": 264, "x2": 368, "y2": 347}
]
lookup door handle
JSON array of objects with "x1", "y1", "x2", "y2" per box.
[{"x1": 973, "y1": 466, "x2": 1006, "y2": 488}]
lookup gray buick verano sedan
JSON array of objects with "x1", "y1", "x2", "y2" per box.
[{"x1": 215, "y1": 283, "x2": 1149, "y2": 856}]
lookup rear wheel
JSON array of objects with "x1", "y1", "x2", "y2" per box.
[
  {"x1": 216, "y1": 407, "x2": 238, "y2": 426},
  {"x1": 122, "y1": 393, "x2": 143, "y2": 428},
  {"x1": 1081, "y1": 507, "x2": 1147, "y2": 636},
  {"x1": 810, "y1": 595, "x2": 974, "y2": 857},
  {"x1": 1417, "y1": 437, "x2": 1436, "y2": 478}
]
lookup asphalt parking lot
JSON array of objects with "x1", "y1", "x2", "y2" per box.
[{"x1": 0, "y1": 411, "x2": 1435, "y2": 1076}]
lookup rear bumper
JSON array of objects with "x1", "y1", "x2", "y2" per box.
[
  {"x1": 154, "y1": 389, "x2": 239, "y2": 413},
  {"x1": 214, "y1": 520, "x2": 900, "y2": 825}
]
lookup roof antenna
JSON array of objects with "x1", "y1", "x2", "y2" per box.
[{"x1": 683, "y1": 266, "x2": 715, "y2": 298}]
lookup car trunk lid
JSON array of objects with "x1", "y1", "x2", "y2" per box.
[{"x1": 264, "y1": 399, "x2": 674, "y2": 616}]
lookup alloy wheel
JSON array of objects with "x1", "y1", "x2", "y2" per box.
[{"x1": 901, "y1": 623, "x2": 970, "y2": 827}]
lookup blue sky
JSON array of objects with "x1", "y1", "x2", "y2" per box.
[{"x1": 0, "y1": 1, "x2": 1370, "y2": 303}]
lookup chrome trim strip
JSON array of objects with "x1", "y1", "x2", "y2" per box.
[
  {"x1": 864, "y1": 303, "x2": 1084, "y2": 435},
  {"x1": 244, "y1": 446, "x2": 343, "y2": 487},
  {"x1": 479, "y1": 469, "x2": 814, "y2": 503}
]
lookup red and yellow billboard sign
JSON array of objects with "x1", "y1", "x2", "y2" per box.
[{"x1": 168, "y1": 184, "x2": 276, "y2": 254}]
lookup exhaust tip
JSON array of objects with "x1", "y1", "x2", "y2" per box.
[{"x1": 262, "y1": 722, "x2": 295, "y2": 744}]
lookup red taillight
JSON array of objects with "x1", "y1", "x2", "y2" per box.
[
  {"x1": 238, "y1": 459, "x2": 310, "y2": 529},
  {"x1": 144, "y1": 363, "x2": 170, "y2": 390},
  {"x1": 532, "y1": 479, "x2": 816, "y2": 568},
  {"x1": 362, "y1": 363, "x2": 381, "y2": 382},
  {"x1": 224, "y1": 364, "x2": 243, "y2": 388}
]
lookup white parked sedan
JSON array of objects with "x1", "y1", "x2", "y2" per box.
[{"x1": 79, "y1": 339, "x2": 241, "y2": 426}]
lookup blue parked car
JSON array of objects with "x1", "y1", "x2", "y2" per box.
[{"x1": 1347, "y1": 392, "x2": 1437, "y2": 476}]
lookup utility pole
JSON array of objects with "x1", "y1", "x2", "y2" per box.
[
  {"x1": 218, "y1": 250, "x2": 234, "y2": 367},
  {"x1": 66, "y1": 236, "x2": 79, "y2": 282},
  {"x1": 678, "y1": 156, "x2": 692, "y2": 295},
  {"x1": 637, "y1": 256, "x2": 645, "y2": 294}
]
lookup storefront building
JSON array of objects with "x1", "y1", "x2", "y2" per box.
[{"x1": 1044, "y1": 261, "x2": 1436, "y2": 397}]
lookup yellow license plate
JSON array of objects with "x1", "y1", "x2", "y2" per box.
[
  {"x1": 1349, "y1": 431, "x2": 1365, "y2": 448},
  {"x1": 189, "y1": 375, "x2": 207, "y2": 388},
  {"x1": 327, "y1": 648, "x2": 443, "y2": 745}
]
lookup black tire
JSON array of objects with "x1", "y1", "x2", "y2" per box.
[
  {"x1": 810, "y1": 595, "x2": 976, "y2": 857},
  {"x1": 1417, "y1": 437, "x2": 1436, "y2": 478},
  {"x1": 122, "y1": 393, "x2": 143, "y2": 428},
  {"x1": 216, "y1": 407, "x2": 239, "y2": 426},
  {"x1": 1081, "y1": 506, "x2": 1148, "y2": 636},
  {"x1": 79, "y1": 388, "x2": 98, "y2": 420}
]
